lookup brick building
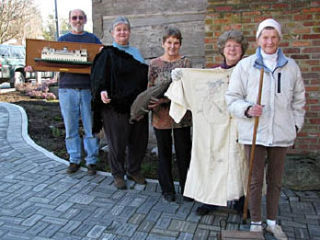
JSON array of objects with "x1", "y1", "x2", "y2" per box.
[{"x1": 92, "y1": 0, "x2": 320, "y2": 155}]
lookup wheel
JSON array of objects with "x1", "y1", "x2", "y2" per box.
[{"x1": 10, "y1": 71, "x2": 25, "y2": 88}]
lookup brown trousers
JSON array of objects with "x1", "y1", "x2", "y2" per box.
[
  {"x1": 245, "y1": 145, "x2": 287, "y2": 222},
  {"x1": 102, "y1": 107, "x2": 148, "y2": 178}
]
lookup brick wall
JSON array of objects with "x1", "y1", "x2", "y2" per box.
[{"x1": 205, "y1": 0, "x2": 320, "y2": 154}]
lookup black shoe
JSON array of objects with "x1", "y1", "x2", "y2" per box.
[
  {"x1": 183, "y1": 196, "x2": 194, "y2": 202},
  {"x1": 67, "y1": 163, "x2": 80, "y2": 174},
  {"x1": 87, "y1": 164, "x2": 97, "y2": 175},
  {"x1": 163, "y1": 193, "x2": 175, "y2": 202},
  {"x1": 196, "y1": 204, "x2": 217, "y2": 216}
]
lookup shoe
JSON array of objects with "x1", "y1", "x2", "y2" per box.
[
  {"x1": 127, "y1": 173, "x2": 146, "y2": 184},
  {"x1": 114, "y1": 176, "x2": 126, "y2": 190},
  {"x1": 67, "y1": 163, "x2": 80, "y2": 174},
  {"x1": 183, "y1": 196, "x2": 194, "y2": 202},
  {"x1": 196, "y1": 204, "x2": 217, "y2": 216},
  {"x1": 163, "y1": 193, "x2": 175, "y2": 202},
  {"x1": 87, "y1": 164, "x2": 96, "y2": 175},
  {"x1": 250, "y1": 224, "x2": 263, "y2": 232},
  {"x1": 266, "y1": 224, "x2": 288, "y2": 240}
]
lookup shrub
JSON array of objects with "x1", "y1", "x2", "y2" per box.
[{"x1": 15, "y1": 78, "x2": 58, "y2": 100}]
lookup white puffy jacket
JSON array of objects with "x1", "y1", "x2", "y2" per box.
[{"x1": 225, "y1": 48, "x2": 305, "y2": 147}]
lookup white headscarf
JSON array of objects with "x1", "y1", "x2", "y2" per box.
[{"x1": 256, "y1": 18, "x2": 282, "y2": 39}]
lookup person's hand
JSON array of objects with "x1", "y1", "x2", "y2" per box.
[
  {"x1": 24, "y1": 66, "x2": 33, "y2": 72},
  {"x1": 246, "y1": 104, "x2": 263, "y2": 117},
  {"x1": 100, "y1": 91, "x2": 111, "y2": 104},
  {"x1": 148, "y1": 97, "x2": 169, "y2": 109}
]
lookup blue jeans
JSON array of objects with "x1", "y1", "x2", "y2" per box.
[{"x1": 59, "y1": 88, "x2": 98, "y2": 165}]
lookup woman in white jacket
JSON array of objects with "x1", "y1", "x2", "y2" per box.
[{"x1": 225, "y1": 19, "x2": 305, "y2": 240}]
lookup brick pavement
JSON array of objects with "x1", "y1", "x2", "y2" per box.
[{"x1": 0, "y1": 102, "x2": 319, "y2": 240}]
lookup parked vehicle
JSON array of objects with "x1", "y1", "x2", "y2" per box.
[{"x1": 0, "y1": 44, "x2": 53, "y2": 88}]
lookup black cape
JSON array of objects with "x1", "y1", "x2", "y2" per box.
[{"x1": 90, "y1": 46, "x2": 148, "y2": 133}]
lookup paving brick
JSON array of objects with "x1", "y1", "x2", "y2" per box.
[
  {"x1": 114, "y1": 223, "x2": 138, "y2": 237},
  {"x1": 42, "y1": 216, "x2": 68, "y2": 225},
  {"x1": 51, "y1": 232, "x2": 83, "y2": 240},
  {"x1": 150, "y1": 228, "x2": 179, "y2": 238},
  {"x1": 130, "y1": 231, "x2": 148, "y2": 240},
  {"x1": 68, "y1": 193, "x2": 95, "y2": 205},
  {"x1": 0, "y1": 216, "x2": 24, "y2": 225},
  {"x1": 197, "y1": 224, "x2": 221, "y2": 231},
  {"x1": 2, "y1": 231, "x2": 37, "y2": 240},
  {"x1": 147, "y1": 234, "x2": 176, "y2": 240},
  {"x1": 22, "y1": 214, "x2": 44, "y2": 226},
  {"x1": 110, "y1": 205, "x2": 124, "y2": 216},
  {"x1": 87, "y1": 225, "x2": 107, "y2": 238},
  {"x1": 193, "y1": 228, "x2": 209, "y2": 240},
  {"x1": 26, "y1": 221, "x2": 49, "y2": 235},
  {"x1": 168, "y1": 219, "x2": 197, "y2": 233},
  {"x1": 119, "y1": 206, "x2": 136, "y2": 219},
  {"x1": 129, "y1": 195, "x2": 148, "y2": 207},
  {"x1": 294, "y1": 227, "x2": 310, "y2": 239},
  {"x1": 309, "y1": 224, "x2": 320, "y2": 237},
  {"x1": 101, "y1": 233, "x2": 116, "y2": 240},
  {"x1": 36, "y1": 207, "x2": 61, "y2": 218},
  {"x1": 60, "y1": 208, "x2": 80, "y2": 220},
  {"x1": 177, "y1": 232, "x2": 193, "y2": 240},
  {"x1": 59, "y1": 220, "x2": 82, "y2": 233},
  {"x1": 281, "y1": 220, "x2": 307, "y2": 228},
  {"x1": 155, "y1": 215, "x2": 172, "y2": 229},
  {"x1": 137, "y1": 220, "x2": 155, "y2": 232},
  {"x1": 73, "y1": 209, "x2": 93, "y2": 221},
  {"x1": 137, "y1": 198, "x2": 158, "y2": 214},
  {"x1": 128, "y1": 213, "x2": 146, "y2": 225},
  {"x1": 200, "y1": 214, "x2": 214, "y2": 225},
  {"x1": 72, "y1": 223, "x2": 95, "y2": 237},
  {"x1": 38, "y1": 224, "x2": 62, "y2": 238},
  {"x1": 0, "y1": 223, "x2": 29, "y2": 232},
  {"x1": 145, "y1": 210, "x2": 161, "y2": 221},
  {"x1": 56, "y1": 202, "x2": 74, "y2": 212}
]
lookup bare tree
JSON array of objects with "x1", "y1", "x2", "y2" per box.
[
  {"x1": 0, "y1": 0, "x2": 41, "y2": 44},
  {"x1": 43, "y1": 14, "x2": 69, "y2": 41}
]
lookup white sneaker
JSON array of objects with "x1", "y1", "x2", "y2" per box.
[
  {"x1": 250, "y1": 224, "x2": 263, "y2": 232},
  {"x1": 266, "y1": 224, "x2": 288, "y2": 240}
]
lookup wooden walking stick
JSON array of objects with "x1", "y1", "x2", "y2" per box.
[{"x1": 242, "y1": 68, "x2": 264, "y2": 223}]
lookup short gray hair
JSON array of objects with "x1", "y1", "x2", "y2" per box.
[
  {"x1": 110, "y1": 16, "x2": 130, "y2": 32},
  {"x1": 217, "y1": 30, "x2": 248, "y2": 57},
  {"x1": 162, "y1": 27, "x2": 183, "y2": 44}
]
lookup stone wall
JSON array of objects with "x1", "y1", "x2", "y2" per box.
[
  {"x1": 204, "y1": 0, "x2": 320, "y2": 154},
  {"x1": 92, "y1": 0, "x2": 207, "y2": 67}
]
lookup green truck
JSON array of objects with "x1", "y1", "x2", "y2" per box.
[{"x1": 0, "y1": 44, "x2": 52, "y2": 88}]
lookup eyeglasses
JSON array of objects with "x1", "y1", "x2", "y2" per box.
[
  {"x1": 225, "y1": 44, "x2": 241, "y2": 49},
  {"x1": 71, "y1": 16, "x2": 84, "y2": 21}
]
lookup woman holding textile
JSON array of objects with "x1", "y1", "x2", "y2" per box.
[{"x1": 195, "y1": 30, "x2": 249, "y2": 216}]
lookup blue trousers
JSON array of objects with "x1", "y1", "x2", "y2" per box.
[{"x1": 59, "y1": 88, "x2": 98, "y2": 165}]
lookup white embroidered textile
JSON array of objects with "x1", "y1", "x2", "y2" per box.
[{"x1": 165, "y1": 67, "x2": 248, "y2": 206}]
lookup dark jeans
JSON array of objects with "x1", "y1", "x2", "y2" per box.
[
  {"x1": 102, "y1": 107, "x2": 148, "y2": 178},
  {"x1": 245, "y1": 145, "x2": 287, "y2": 222},
  {"x1": 154, "y1": 127, "x2": 192, "y2": 195}
]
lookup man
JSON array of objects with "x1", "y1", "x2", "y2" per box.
[{"x1": 58, "y1": 9, "x2": 101, "y2": 175}]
